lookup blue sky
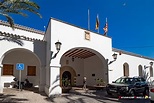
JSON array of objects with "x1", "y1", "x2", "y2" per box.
[{"x1": 1, "y1": 0, "x2": 154, "y2": 58}]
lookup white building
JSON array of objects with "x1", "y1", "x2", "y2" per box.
[{"x1": 0, "y1": 18, "x2": 154, "y2": 97}]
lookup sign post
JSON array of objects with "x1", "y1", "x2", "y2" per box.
[{"x1": 16, "y1": 63, "x2": 24, "y2": 91}]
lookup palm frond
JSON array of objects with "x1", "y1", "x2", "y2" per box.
[
  {"x1": 0, "y1": 12, "x2": 14, "y2": 28},
  {"x1": 0, "y1": 0, "x2": 42, "y2": 28}
]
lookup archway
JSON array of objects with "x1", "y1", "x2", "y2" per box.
[
  {"x1": 0, "y1": 48, "x2": 41, "y2": 89},
  {"x1": 62, "y1": 71, "x2": 71, "y2": 86},
  {"x1": 60, "y1": 66, "x2": 76, "y2": 87},
  {"x1": 60, "y1": 47, "x2": 107, "y2": 87}
]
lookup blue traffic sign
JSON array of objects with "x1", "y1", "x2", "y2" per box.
[{"x1": 16, "y1": 63, "x2": 24, "y2": 70}]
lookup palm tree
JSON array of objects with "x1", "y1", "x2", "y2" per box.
[
  {"x1": 0, "y1": 0, "x2": 41, "y2": 46},
  {"x1": 0, "y1": 0, "x2": 42, "y2": 28}
]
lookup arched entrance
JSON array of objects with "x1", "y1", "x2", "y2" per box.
[
  {"x1": 60, "y1": 47, "x2": 107, "y2": 87},
  {"x1": 62, "y1": 71, "x2": 71, "y2": 86},
  {"x1": 0, "y1": 48, "x2": 41, "y2": 90},
  {"x1": 60, "y1": 66, "x2": 76, "y2": 87}
]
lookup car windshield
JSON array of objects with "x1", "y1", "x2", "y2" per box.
[{"x1": 115, "y1": 78, "x2": 133, "y2": 84}]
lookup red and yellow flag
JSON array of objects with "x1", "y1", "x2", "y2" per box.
[
  {"x1": 103, "y1": 22, "x2": 108, "y2": 33},
  {"x1": 103, "y1": 18, "x2": 108, "y2": 35},
  {"x1": 95, "y1": 15, "x2": 99, "y2": 30}
]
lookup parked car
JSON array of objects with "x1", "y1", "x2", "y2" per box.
[
  {"x1": 149, "y1": 86, "x2": 154, "y2": 102},
  {"x1": 106, "y1": 76, "x2": 149, "y2": 96},
  {"x1": 149, "y1": 81, "x2": 154, "y2": 103}
]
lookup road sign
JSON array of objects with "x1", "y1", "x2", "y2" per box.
[{"x1": 16, "y1": 63, "x2": 24, "y2": 70}]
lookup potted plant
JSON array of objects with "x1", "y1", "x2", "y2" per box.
[
  {"x1": 95, "y1": 78, "x2": 105, "y2": 86},
  {"x1": 62, "y1": 78, "x2": 72, "y2": 93}
]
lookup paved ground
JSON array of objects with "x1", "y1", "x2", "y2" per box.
[
  {"x1": 0, "y1": 87, "x2": 151, "y2": 103},
  {"x1": 0, "y1": 87, "x2": 51, "y2": 103}
]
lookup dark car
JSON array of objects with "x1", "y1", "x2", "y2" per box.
[{"x1": 106, "y1": 76, "x2": 149, "y2": 96}]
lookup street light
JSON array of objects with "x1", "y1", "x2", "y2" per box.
[
  {"x1": 51, "y1": 40, "x2": 62, "y2": 60},
  {"x1": 108, "y1": 53, "x2": 118, "y2": 65}
]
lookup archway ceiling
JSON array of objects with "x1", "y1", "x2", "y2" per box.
[{"x1": 64, "y1": 48, "x2": 96, "y2": 59}]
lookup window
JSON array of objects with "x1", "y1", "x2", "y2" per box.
[
  {"x1": 138, "y1": 65, "x2": 143, "y2": 76},
  {"x1": 27, "y1": 66, "x2": 36, "y2": 76},
  {"x1": 3, "y1": 64, "x2": 14, "y2": 75},
  {"x1": 123, "y1": 63, "x2": 129, "y2": 76},
  {"x1": 150, "y1": 67, "x2": 153, "y2": 77}
]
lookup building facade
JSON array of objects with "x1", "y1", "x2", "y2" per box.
[{"x1": 0, "y1": 18, "x2": 154, "y2": 97}]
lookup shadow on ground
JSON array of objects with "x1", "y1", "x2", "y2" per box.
[
  {"x1": 48, "y1": 87, "x2": 150, "y2": 103},
  {"x1": 0, "y1": 87, "x2": 151, "y2": 103},
  {"x1": 0, "y1": 93, "x2": 28, "y2": 103}
]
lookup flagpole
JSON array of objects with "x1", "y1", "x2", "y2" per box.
[
  {"x1": 106, "y1": 17, "x2": 107, "y2": 35},
  {"x1": 88, "y1": 9, "x2": 90, "y2": 30},
  {"x1": 98, "y1": 14, "x2": 99, "y2": 33}
]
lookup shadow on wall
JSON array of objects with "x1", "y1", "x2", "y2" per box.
[{"x1": 49, "y1": 75, "x2": 61, "y2": 94}]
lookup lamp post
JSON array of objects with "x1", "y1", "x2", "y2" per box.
[
  {"x1": 51, "y1": 40, "x2": 62, "y2": 60},
  {"x1": 108, "y1": 53, "x2": 117, "y2": 65}
]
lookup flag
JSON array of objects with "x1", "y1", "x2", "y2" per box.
[
  {"x1": 103, "y1": 18, "x2": 108, "y2": 36},
  {"x1": 95, "y1": 15, "x2": 99, "y2": 30},
  {"x1": 103, "y1": 22, "x2": 108, "y2": 33}
]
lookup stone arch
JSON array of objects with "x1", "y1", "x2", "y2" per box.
[
  {"x1": 123, "y1": 63, "x2": 129, "y2": 76},
  {"x1": 138, "y1": 65, "x2": 143, "y2": 76}
]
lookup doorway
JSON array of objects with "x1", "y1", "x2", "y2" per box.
[{"x1": 62, "y1": 71, "x2": 71, "y2": 86}]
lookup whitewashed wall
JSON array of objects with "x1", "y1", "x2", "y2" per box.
[
  {"x1": 0, "y1": 24, "x2": 44, "y2": 92},
  {"x1": 45, "y1": 18, "x2": 113, "y2": 96},
  {"x1": 109, "y1": 51, "x2": 154, "y2": 83},
  {"x1": 1, "y1": 18, "x2": 153, "y2": 97}
]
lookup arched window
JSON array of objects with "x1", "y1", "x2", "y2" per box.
[
  {"x1": 123, "y1": 63, "x2": 129, "y2": 76},
  {"x1": 150, "y1": 67, "x2": 153, "y2": 77},
  {"x1": 138, "y1": 65, "x2": 143, "y2": 76}
]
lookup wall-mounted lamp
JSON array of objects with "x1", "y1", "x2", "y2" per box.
[
  {"x1": 144, "y1": 61, "x2": 153, "y2": 69},
  {"x1": 108, "y1": 53, "x2": 117, "y2": 65},
  {"x1": 112, "y1": 53, "x2": 118, "y2": 60},
  {"x1": 51, "y1": 40, "x2": 62, "y2": 60},
  {"x1": 55, "y1": 40, "x2": 62, "y2": 51},
  {"x1": 150, "y1": 61, "x2": 153, "y2": 66}
]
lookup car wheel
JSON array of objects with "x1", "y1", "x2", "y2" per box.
[
  {"x1": 143, "y1": 88, "x2": 149, "y2": 96},
  {"x1": 107, "y1": 91, "x2": 112, "y2": 95},
  {"x1": 151, "y1": 100, "x2": 154, "y2": 103},
  {"x1": 130, "y1": 90, "x2": 135, "y2": 96}
]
